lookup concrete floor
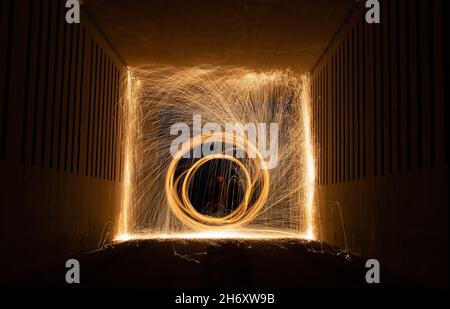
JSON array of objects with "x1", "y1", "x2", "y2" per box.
[{"x1": 14, "y1": 239, "x2": 408, "y2": 288}]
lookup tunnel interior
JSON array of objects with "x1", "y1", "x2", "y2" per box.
[{"x1": 0, "y1": 0, "x2": 448, "y2": 288}]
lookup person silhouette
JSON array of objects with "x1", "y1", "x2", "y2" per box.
[{"x1": 205, "y1": 174, "x2": 227, "y2": 216}]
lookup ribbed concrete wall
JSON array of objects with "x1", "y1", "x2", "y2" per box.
[
  {"x1": 0, "y1": 0, "x2": 126, "y2": 282},
  {"x1": 311, "y1": 0, "x2": 449, "y2": 286}
]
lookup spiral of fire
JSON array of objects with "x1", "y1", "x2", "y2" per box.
[{"x1": 165, "y1": 132, "x2": 270, "y2": 230}]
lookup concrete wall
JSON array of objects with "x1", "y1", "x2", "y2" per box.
[
  {"x1": 83, "y1": 0, "x2": 355, "y2": 73},
  {"x1": 0, "y1": 0, "x2": 126, "y2": 282},
  {"x1": 311, "y1": 0, "x2": 449, "y2": 286}
]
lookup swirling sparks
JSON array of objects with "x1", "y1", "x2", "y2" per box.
[{"x1": 165, "y1": 132, "x2": 270, "y2": 230}]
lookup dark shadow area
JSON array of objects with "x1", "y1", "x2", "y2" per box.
[{"x1": 13, "y1": 240, "x2": 410, "y2": 288}]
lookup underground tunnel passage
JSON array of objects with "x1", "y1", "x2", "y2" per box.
[{"x1": 0, "y1": 0, "x2": 448, "y2": 290}]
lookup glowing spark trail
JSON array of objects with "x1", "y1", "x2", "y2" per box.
[
  {"x1": 166, "y1": 132, "x2": 270, "y2": 230},
  {"x1": 116, "y1": 66, "x2": 316, "y2": 240}
]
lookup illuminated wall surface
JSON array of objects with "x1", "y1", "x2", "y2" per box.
[{"x1": 0, "y1": 0, "x2": 448, "y2": 287}]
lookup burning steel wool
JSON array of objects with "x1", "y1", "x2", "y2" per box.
[{"x1": 116, "y1": 66, "x2": 315, "y2": 240}]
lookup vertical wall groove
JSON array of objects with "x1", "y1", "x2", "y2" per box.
[
  {"x1": 428, "y1": 0, "x2": 436, "y2": 167},
  {"x1": 445, "y1": 0, "x2": 450, "y2": 165},
  {"x1": 20, "y1": 0, "x2": 35, "y2": 163},
  {"x1": 70, "y1": 24, "x2": 81, "y2": 173},
  {"x1": 387, "y1": 1, "x2": 393, "y2": 174},
  {"x1": 31, "y1": 0, "x2": 46, "y2": 166},
  {"x1": 76, "y1": 28, "x2": 86, "y2": 174},
  {"x1": 1, "y1": 0, "x2": 15, "y2": 160}
]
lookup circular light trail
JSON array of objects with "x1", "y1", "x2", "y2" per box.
[{"x1": 165, "y1": 132, "x2": 270, "y2": 230}]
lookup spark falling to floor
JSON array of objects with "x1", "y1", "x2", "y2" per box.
[{"x1": 116, "y1": 66, "x2": 316, "y2": 240}]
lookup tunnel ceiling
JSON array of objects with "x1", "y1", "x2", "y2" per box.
[{"x1": 83, "y1": 0, "x2": 354, "y2": 72}]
